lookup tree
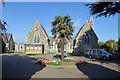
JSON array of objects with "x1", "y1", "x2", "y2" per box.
[
  {"x1": 85, "y1": 1, "x2": 120, "y2": 17},
  {"x1": 104, "y1": 40, "x2": 118, "y2": 53},
  {"x1": 98, "y1": 42, "x2": 104, "y2": 49},
  {"x1": 51, "y1": 14, "x2": 74, "y2": 61},
  {"x1": 0, "y1": 0, "x2": 7, "y2": 33},
  {"x1": 0, "y1": 0, "x2": 8, "y2": 53},
  {"x1": 118, "y1": 38, "x2": 120, "y2": 51}
]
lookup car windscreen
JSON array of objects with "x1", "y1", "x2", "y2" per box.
[{"x1": 102, "y1": 50, "x2": 107, "y2": 54}]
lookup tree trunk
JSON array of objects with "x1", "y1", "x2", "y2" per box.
[{"x1": 61, "y1": 44, "x2": 64, "y2": 61}]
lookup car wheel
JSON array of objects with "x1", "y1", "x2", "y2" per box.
[
  {"x1": 89, "y1": 55, "x2": 92, "y2": 59},
  {"x1": 102, "y1": 56, "x2": 107, "y2": 60}
]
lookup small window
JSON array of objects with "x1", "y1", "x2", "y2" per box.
[
  {"x1": 20, "y1": 45, "x2": 23, "y2": 49},
  {"x1": 31, "y1": 46, "x2": 33, "y2": 50},
  {"x1": 39, "y1": 46, "x2": 41, "y2": 50},
  {"x1": 27, "y1": 46, "x2": 29, "y2": 50},
  {"x1": 35, "y1": 46, "x2": 37, "y2": 50},
  {"x1": 49, "y1": 46, "x2": 53, "y2": 49}
]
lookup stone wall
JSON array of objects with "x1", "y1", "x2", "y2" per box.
[
  {"x1": 73, "y1": 21, "x2": 99, "y2": 54},
  {"x1": 26, "y1": 20, "x2": 49, "y2": 53},
  {"x1": 15, "y1": 43, "x2": 25, "y2": 52}
]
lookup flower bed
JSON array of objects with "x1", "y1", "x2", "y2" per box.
[
  {"x1": 37, "y1": 59, "x2": 61, "y2": 66},
  {"x1": 64, "y1": 57, "x2": 86, "y2": 63},
  {"x1": 37, "y1": 58, "x2": 86, "y2": 66}
]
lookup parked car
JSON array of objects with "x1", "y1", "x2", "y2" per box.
[{"x1": 88, "y1": 49, "x2": 113, "y2": 60}]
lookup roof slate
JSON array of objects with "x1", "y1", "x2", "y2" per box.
[{"x1": 0, "y1": 33, "x2": 12, "y2": 43}]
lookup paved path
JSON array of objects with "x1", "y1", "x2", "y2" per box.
[{"x1": 2, "y1": 53, "x2": 120, "y2": 79}]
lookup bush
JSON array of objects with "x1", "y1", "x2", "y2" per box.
[{"x1": 98, "y1": 40, "x2": 118, "y2": 54}]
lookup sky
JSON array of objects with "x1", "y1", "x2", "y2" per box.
[{"x1": 2, "y1": 2, "x2": 118, "y2": 43}]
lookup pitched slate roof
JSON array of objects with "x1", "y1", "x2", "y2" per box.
[
  {"x1": 48, "y1": 36, "x2": 75, "y2": 46},
  {"x1": 49, "y1": 37, "x2": 55, "y2": 46},
  {"x1": 36, "y1": 20, "x2": 49, "y2": 38},
  {"x1": 75, "y1": 20, "x2": 89, "y2": 38},
  {"x1": 70, "y1": 37, "x2": 75, "y2": 46},
  {"x1": 0, "y1": 33, "x2": 12, "y2": 43},
  {"x1": 75, "y1": 20, "x2": 98, "y2": 40}
]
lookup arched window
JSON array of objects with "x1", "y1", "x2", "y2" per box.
[
  {"x1": 34, "y1": 36, "x2": 36, "y2": 43},
  {"x1": 87, "y1": 37, "x2": 90, "y2": 44},
  {"x1": 37, "y1": 36, "x2": 39, "y2": 43},
  {"x1": 84, "y1": 36, "x2": 90, "y2": 45},
  {"x1": 84, "y1": 37, "x2": 87, "y2": 44}
]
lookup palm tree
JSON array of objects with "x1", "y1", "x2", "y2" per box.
[
  {"x1": 51, "y1": 14, "x2": 74, "y2": 61},
  {"x1": 84, "y1": 1, "x2": 120, "y2": 17}
]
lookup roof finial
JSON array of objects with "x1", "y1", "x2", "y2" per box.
[
  {"x1": 86, "y1": 20, "x2": 88, "y2": 23},
  {"x1": 89, "y1": 15, "x2": 94, "y2": 23},
  {"x1": 36, "y1": 19, "x2": 39, "y2": 22},
  {"x1": 36, "y1": 15, "x2": 39, "y2": 22}
]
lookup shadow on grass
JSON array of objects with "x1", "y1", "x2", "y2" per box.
[
  {"x1": 2, "y1": 54, "x2": 45, "y2": 79},
  {"x1": 76, "y1": 63, "x2": 120, "y2": 80},
  {"x1": 53, "y1": 54, "x2": 67, "y2": 60}
]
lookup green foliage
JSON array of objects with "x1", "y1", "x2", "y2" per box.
[
  {"x1": 98, "y1": 42, "x2": 104, "y2": 49},
  {"x1": 15, "y1": 51, "x2": 55, "y2": 55},
  {"x1": 85, "y1": 2, "x2": 120, "y2": 17},
  {"x1": 42, "y1": 61, "x2": 61, "y2": 66},
  {"x1": 104, "y1": 40, "x2": 118, "y2": 53},
  {"x1": 14, "y1": 51, "x2": 26, "y2": 55},
  {"x1": 98, "y1": 40, "x2": 118, "y2": 53},
  {"x1": 118, "y1": 38, "x2": 120, "y2": 51},
  {"x1": 51, "y1": 14, "x2": 74, "y2": 38},
  {"x1": 64, "y1": 59, "x2": 75, "y2": 62}
]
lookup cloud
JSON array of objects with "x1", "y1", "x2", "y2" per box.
[{"x1": 73, "y1": 18, "x2": 82, "y2": 28}]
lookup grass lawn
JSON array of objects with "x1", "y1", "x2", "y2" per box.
[
  {"x1": 64, "y1": 59, "x2": 75, "y2": 62},
  {"x1": 44, "y1": 61, "x2": 61, "y2": 66},
  {"x1": 14, "y1": 51, "x2": 55, "y2": 55}
]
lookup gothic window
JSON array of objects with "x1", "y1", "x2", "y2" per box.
[
  {"x1": 34, "y1": 36, "x2": 36, "y2": 43},
  {"x1": 37, "y1": 36, "x2": 39, "y2": 43},
  {"x1": 34, "y1": 33, "x2": 40, "y2": 43},
  {"x1": 84, "y1": 35, "x2": 90, "y2": 45},
  {"x1": 87, "y1": 37, "x2": 90, "y2": 45},
  {"x1": 84, "y1": 37, "x2": 87, "y2": 44}
]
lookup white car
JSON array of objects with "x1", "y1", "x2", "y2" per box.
[{"x1": 88, "y1": 49, "x2": 113, "y2": 60}]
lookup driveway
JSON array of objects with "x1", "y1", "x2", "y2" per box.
[{"x1": 2, "y1": 53, "x2": 120, "y2": 79}]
